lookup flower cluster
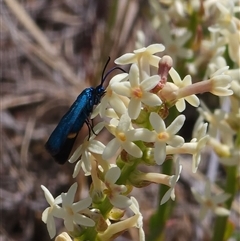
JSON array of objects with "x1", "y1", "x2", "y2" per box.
[
  {"x1": 41, "y1": 41, "x2": 234, "y2": 240},
  {"x1": 41, "y1": 1, "x2": 239, "y2": 239}
]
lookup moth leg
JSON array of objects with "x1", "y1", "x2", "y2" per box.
[{"x1": 85, "y1": 118, "x2": 97, "y2": 139}]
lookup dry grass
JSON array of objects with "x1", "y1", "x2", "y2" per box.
[
  {"x1": 0, "y1": 1, "x2": 239, "y2": 241},
  {"x1": 0, "y1": 1, "x2": 154, "y2": 240}
]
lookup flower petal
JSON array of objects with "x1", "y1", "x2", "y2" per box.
[
  {"x1": 109, "y1": 96, "x2": 127, "y2": 115},
  {"x1": 105, "y1": 166, "x2": 121, "y2": 184},
  {"x1": 46, "y1": 214, "x2": 56, "y2": 238},
  {"x1": 160, "y1": 188, "x2": 172, "y2": 205},
  {"x1": 69, "y1": 144, "x2": 83, "y2": 163},
  {"x1": 169, "y1": 67, "x2": 182, "y2": 85},
  {"x1": 72, "y1": 160, "x2": 82, "y2": 178},
  {"x1": 117, "y1": 113, "x2": 131, "y2": 132},
  {"x1": 167, "y1": 115, "x2": 185, "y2": 134},
  {"x1": 128, "y1": 99, "x2": 141, "y2": 119},
  {"x1": 41, "y1": 185, "x2": 54, "y2": 205},
  {"x1": 175, "y1": 99, "x2": 186, "y2": 112},
  {"x1": 42, "y1": 208, "x2": 50, "y2": 223},
  {"x1": 111, "y1": 82, "x2": 131, "y2": 97},
  {"x1": 154, "y1": 142, "x2": 166, "y2": 165},
  {"x1": 74, "y1": 214, "x2": 95, "y2": 227},
  {"x1": 110, "y1": 194, "x2": 132, "y2": 208},
  {"x1": 129, "y1": 64, "x2": 140, "y2": 87},
  {"x1": 210, "y1": 88, "x2": 233, "y2": 96},
  {"x1": 142, "y1": 92, "x2": 162, "y2": 106},
  {"x1": 185, "y1": 95, "x2": 200, "y2": 107},
  {"x1": 127, "y1": 128, "x2": 155, "y2": 142},
  {"x1": 88, "y1": 140, "x2": 105, "y2": 154},
  {"x1": 122, "y1": 141, "x2": 143, "y2": 158},
  {"x1": 64, "y1": 217, "x2": 74, "y2": 231},
  {"x1": 212, "y1": 193, "x2": 231, "y2": 204},
  {"x1": 141, "y1": 75, "x2": 160, "y2": 90},
  {"x1": 102, "y1": 138, "x2": 120, "y2": 160},
  {"x1": 146, "y1": 43, "x2": 165, "y2": 54},
  {"x1": 150, "y1": 112, "x2": 165, "y2": 132},
  {"x1": 214, "y1": 207, "x2": 230, "y2": 216},
  {"x1": 115, "y1": 53, "x2": 136, "y2": 65},
  {"x1": 149, "y1": 55, "x2": 161, "y2": 67},
  {"x1": 62, "y1": 183, "x2": 77, "y2": 206},
  {"x1": 109, "y1": 73, "x2": 129, "y2": 85},
  {"x1": 72, "y1": 197, "x2": 92, "y2": 212},
  {"x1": 167, "y1": 135, "x2": 184, "y2": 147}
]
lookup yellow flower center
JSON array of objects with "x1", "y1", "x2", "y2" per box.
[
  {"x1": 117, "y1": 132, "x2": 126, "y2": 142},
  {"x1": 66, "y1": 206, "x2": 74, "y2": 216},
  {"x1": 132, "y1": 86, "x2": 143, "y2": 99},
  {"x1": 222, "y1": 13, "x2": 231, "y2": 23},
  {"x1": 157, "y1": 132, "x2": 169, "y2": 141},
  {"x1": 205, "y1": 199, "x2": 214, "y2": 208},
  {"x1": 103, "y1": 186, "x2": 114, "y2": 198},
  {"x1": 107, "y1": 88, "x2": 113, "y2": 97}
]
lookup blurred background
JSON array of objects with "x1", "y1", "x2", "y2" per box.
[{"x1": 1, "y1": 0, "x2": 239, "y2": 241}]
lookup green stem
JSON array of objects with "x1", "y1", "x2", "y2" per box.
[
  {"x1": 147, "y1": 159, "x2": 174, "y2": 241},
  {"x1": 93, "y1": 197, "x2": 113, "y2": 218},
  {"x1": 117, "y1": 160, "x2": 138, "y2": 184},
  {"x1": 212, "y1": 131, "x2": 240, "y2": 241},
  {"x1": 212, "y1": 165, "x2": 237, "y2": 241}
]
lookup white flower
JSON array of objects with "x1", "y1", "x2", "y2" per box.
[
  {"x1": 159, "y1": 22, "x2": 193, "y2": 64},
  {"x1": 111, "y1": 64, "x2": 162, "y2": 119},
  {"x1": 149, "y1": 112, "x2": 185, "y2": 165},
  {"x1": 230, "y1": 74, "x2": 240, "y2": 98},
  {"x1": 209, "y1": 66, "x2": 233, "y2": 96},
  {"x1": 166, "y1": 122, "x2": 209, "y2": 173},
  {"x1": 160, "y1": 159, "x2": 182, "y2": 205},
  {"x1": 99, "y1": 73, "x2": 129, "y2": 117},
  {"x1": 69, "y1": 123, "x2": 105, "y2": 177},
  {"x1": 192, "y1": 117, "x2": 208, "y2": 140},
  {"x1": 129, "y1": 197, "x2": 145, "y2": 241},
  {"x1": 208, "y1": 2, "x2": 237, "y2": 34},
  {"x1": 102, "y1": 113, "x2": 143, "y2": 160},
  {"x1": 198, "y1": 101, "x2": 234, "y2": 139},
  {"x1": 41, "y1": 185, "x2": 62, "y2": 239},
  {"x1": 115, "y1": 44, "x2": 165, "y2": 80},
  {"x1": 191, "y1": 180, "x2": 231, "y2": 220},
  {"x1": 191, "y1": 136, "x2": 209, "y2": 173},
  {"x1": 227, "y1": 31, "x2": 240, "y2": 66},
  {"x1": 104, "y1": 166, "x2": 132, "y2": 208},
  {"x1": 191, "y1": 122, "x2": 209, "y2": 172},
  {"x1": 219, "y1": 149, "x2": 240, "y2": 166},
  {"x1": 169, "y1": 67, "x2": 199, "y2": 112},
  {"x1": 115, "y1": 44, "x2": 165, "y2": 68},
  {"x1": 60, "y1": 183, "x2": 95, "y2": 231}
]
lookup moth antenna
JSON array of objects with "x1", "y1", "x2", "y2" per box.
[
  {"x1": 102, "y1": 66, "x2": 126, "y2": 83},
  {"x1": 99, "y1": 57, "x2": 127, "y2": 87},
  {"x1": 100, "y1": 57, "x2": 111, "y2": 86}
]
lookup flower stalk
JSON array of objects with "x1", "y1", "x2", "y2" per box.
[{"x1": 40, "y1": 7, "x2": 238, "y2": 237}]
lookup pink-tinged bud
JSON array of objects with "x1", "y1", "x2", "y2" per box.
[
  {"x1": 152, "y1": 55, "x2": 173, "y2": 93},
  {"x1": 158, "y1": 82, "x2": 179, "y2": 106},
  {"x1": 158, "y1": 55, "x2": 173, "y2": 77}
]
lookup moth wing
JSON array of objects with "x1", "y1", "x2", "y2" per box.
[{"x1": 45, "y1": 89, "x2": 91, "y2": 156}]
